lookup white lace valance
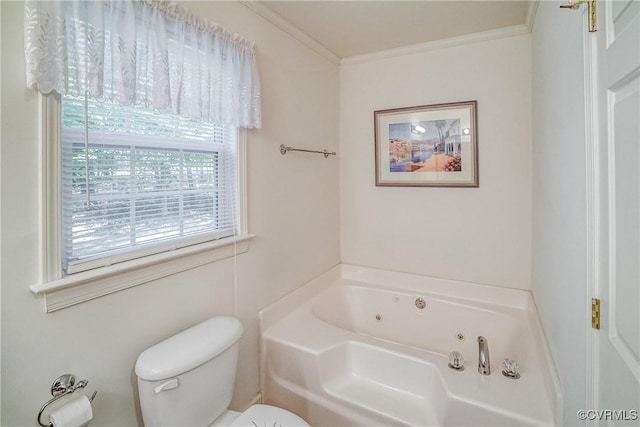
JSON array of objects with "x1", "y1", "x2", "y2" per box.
[{"x1": 24, "y1": 0, "x2": 261, "y2": 128}]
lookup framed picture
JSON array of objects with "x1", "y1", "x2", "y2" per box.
[{"x1": 374, "y1": 101, "x2": 478, "y2": 187}]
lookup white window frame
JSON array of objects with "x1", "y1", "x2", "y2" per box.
[{"x1": 30, "y1": 95, "x2": 254, "y2": 312}]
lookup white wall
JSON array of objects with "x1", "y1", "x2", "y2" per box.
[
  {"x1": 0, "y1": 1, "x2": 340, "y2": 425},
  {"x1": 531, "y1": 1, "x2": 587, "y2": 425},
  {"x1": 340, "y1": 34, "x2": 532, "y2": 289}
]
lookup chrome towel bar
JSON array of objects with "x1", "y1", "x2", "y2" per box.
[{"x1": 279, "y1": 144, "x2": 336, "y2": 158}]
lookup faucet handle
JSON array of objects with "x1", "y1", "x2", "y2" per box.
[
  {"x1": 448, "y1": 351, "x2": 465, "y2": 371},
  {"x1": 502, "y1": 358, "x2": 520, "y2": 379}
]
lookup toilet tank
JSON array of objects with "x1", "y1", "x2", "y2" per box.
[{"x1": 135, "y1": 316, "x2": 244, "y2": 427}]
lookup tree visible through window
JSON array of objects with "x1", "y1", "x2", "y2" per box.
[{"x1": 61, "y1": 95, "x2": 238, "y2": 274}]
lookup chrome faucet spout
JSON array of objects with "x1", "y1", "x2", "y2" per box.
[{"x1": 478, "y1": 336, "x2": 490, "y2": 375}]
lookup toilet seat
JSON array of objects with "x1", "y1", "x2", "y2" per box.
[{"x1": 230, "y1": 404, "x2": 309, "y2": 427}]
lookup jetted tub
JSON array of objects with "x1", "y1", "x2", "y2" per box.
[{"x1": 259, "y1": 265, "x2": 562, "y2": 426}]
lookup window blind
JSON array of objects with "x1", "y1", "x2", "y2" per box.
[{"x1": 61, "y1": 95, "x2": 238, "y2": 274}]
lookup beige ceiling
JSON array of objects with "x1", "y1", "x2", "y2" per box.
[{"x1": 258, "y1": 1, "x2": 531, "y2": 58}]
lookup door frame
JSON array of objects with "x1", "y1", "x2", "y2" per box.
[{"x1": 584, "y1": 0, "x2": 599, "y2": 414}]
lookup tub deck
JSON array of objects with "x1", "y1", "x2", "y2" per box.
[{"x1": 259, "y1": 265, "x2": 562, "y2": 427}]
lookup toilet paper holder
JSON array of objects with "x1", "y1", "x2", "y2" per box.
[{"x1": 37, "y1": 374, "x2": 97, "y2": 427}]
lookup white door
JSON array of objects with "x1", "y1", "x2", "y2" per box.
[{"x1": 595, "y1": 0, "x2": 640, "y2": 422}]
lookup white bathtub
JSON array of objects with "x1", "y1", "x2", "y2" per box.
[{"x1": 259, "y1": 265, "x2": 562, "y2": 426}]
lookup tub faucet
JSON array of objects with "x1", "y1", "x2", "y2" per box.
[{"x1": 477, "y1": 336, "x2": 490, "y2": 375}]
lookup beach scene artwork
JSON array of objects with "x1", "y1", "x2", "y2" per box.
[{"x1": 388, "y1": 119, "x2": 462, "y2": 173}]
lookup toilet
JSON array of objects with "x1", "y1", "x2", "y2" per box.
[{"x1": 135, "y1": 316, "x2": 309, "y2": 427}]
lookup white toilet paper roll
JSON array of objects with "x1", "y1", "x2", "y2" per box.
[{"x1": 49, "y1": 394, "x2": 93, "y2": 427}]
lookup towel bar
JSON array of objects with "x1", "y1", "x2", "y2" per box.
[{"x1": 279, "y1": 144, "x2": 336, "y2": 158}]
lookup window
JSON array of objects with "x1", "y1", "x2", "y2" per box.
[
  {"x1": 26, "y1": 0, "x2": 259, "y2": 310},
  {"x1": 30, "y1": 95, "x2": 251, "y2": 311},
  {"x1": 60, "y1": 95, "x2": 241, "y2": 275}
]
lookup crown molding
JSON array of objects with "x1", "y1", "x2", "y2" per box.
[
  {"x1": 525, "y1": 0, "x2": 540, "y2": 33},
  {"x1": 239, "y1": 1, "x2": 340, "y2": 65},
  {"x1": 240, "y1": 1, "x2": 536, "y2": 67},
  {"x1": 341, "y1": 24, "x2": 530, "y2": 66}
]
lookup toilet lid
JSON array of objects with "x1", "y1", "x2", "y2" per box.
[{"x1": 230, "y1": 404, "x2": 309, "y2": 427}]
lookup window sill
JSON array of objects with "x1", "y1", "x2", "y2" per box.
[{"x1": 30, "y1": 234, "x2": 256, "y2": 312}]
